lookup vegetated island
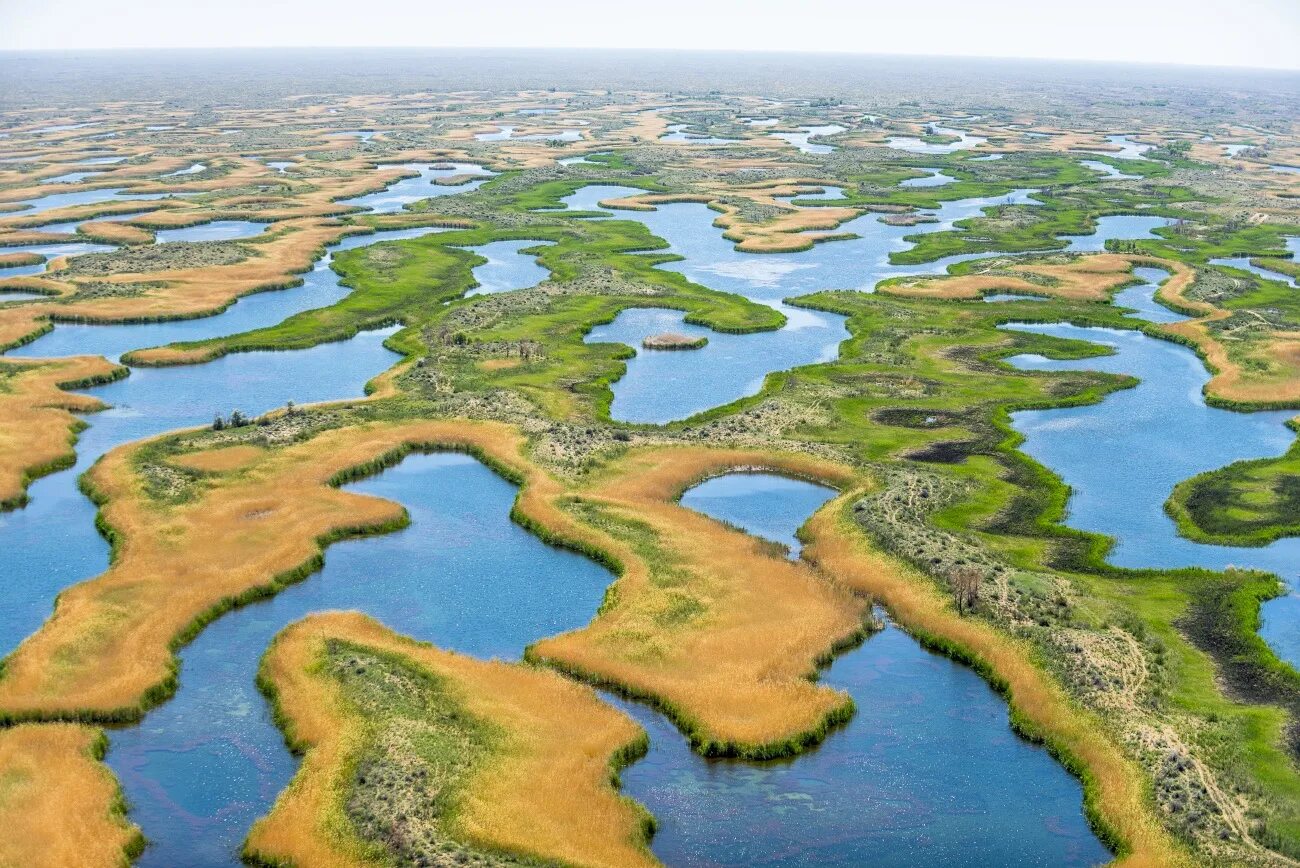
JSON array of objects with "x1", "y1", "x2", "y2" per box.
[{"x1": 641, "y1": 331, "x2": 707, "y2": 350}]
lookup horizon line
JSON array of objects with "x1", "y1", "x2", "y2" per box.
[{"x1": 1, "y1": 44, "x2": 1297, "y2": 75}]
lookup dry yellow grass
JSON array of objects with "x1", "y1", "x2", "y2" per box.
[
  {"x1": 532, "y1": 446, "x2": 871, "y2": 753},
  {"x1": 0, "y1": 355, "x2": 123, "y2": 508},
  {"x1": 77, "y1": 220, "x2": 153, "y2": 246},
  {"x1": 1155, "y1": 262, "x2": 1300, "y2": 404},
  {"x1": 0, "y1": 723, "x2": 139, "y2": 868},
  {"x1": 0, "y1": 419, "x2": 535, "y2": 718},
  {"x1": 800, "y1": 499, "x2": 1187, "y2": 867},
  {"x1": 0, "y1": 252, "x2": 43, "y2": 268},
  {"x1": 882, "y1": 252, "x2": 1163, "y2": 301},
  {"x1": 246, "y1": 611, "x2": 655, "y2": 868},
  {"x1": 0, "y1": 218, "x2": 354, "y2": 351}
]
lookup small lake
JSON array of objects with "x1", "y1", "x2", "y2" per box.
[
  {"x1": 338, "y1": 162, "x2": 492, "y2": 213},
  {"x1": 566, "y1": 184, "x2": 1169, "y2": 423},
  {"x1": 8, "y1": 226, "x2": 448, "y2": 361},
  {"x1": 1080, "y1": 160, "x2": 1139, "y2": 181},
  {"x1": 1209, "y1": 237, "x2": 1299, "y2": 288},
  {"x1": 153, "y1": 220, "x2": 270, "y2": 245},
  {"x1": 476, "y1": 125, "x2": 584, "y2": 142},
  {"x1": 41, "y1": 170, "x2": 107, "y2": 184},
  {"x1": 1089, "y1": 136, "x2": 1153, "y2": 161},
  {"x1": 460, "y1": 238, "x2": 553, "y2": 295},
  {"x1": 887, "y1": 125, "x2": 987, "y2": 155},
  {"x1": 660, "y1": 124, "x2": 739, "y2": 145},
  {"x1": 1, "y1": 187, "x2": 186, "y2": 219},
  {"x1": 770, "y1": 124, "x2": 845, "y2": 155},
  {"x1": 900, "y1": 167, "x2": 957, "y2": 188}
]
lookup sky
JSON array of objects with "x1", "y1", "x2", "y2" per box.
[{"x1": 3, "y1": 0, "x2": 1298, "y2": 71}]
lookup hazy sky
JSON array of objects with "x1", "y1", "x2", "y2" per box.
[{"x1": 3, "y1": 0, "x2": 1298, "y2": 70}]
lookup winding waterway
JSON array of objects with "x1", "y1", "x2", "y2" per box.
[{"x1": 1001, "y1": 270, "x2": 1300, "y2": 668}]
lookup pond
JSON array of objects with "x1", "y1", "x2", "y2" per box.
[
  {"x1": 887, "y1": 125, "x2": 987, "y2": 155},
  {"x1": 899, "y1": 167, "x2": 957, "y2": 188},
  {"x1": 460, "y1": 238, "x2": 554, "y2": 296},
  {"x1": 660, "y1": 124, "x2": 739, "y2": 145},
  {"x1": 338, "y1": 161, "x2": 493, "y2": 213},
  {"x1": 770, "y1": 124, "x2": 846, "y2": 154},
  {"x1": 1080, "y1": 160, "x2": 1139, "y2": 181},
  {"x1": 1210, "y1": 237, "x2": 1299, "y2": 288}
]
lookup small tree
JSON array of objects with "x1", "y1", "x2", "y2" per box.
[
  {"x1": 212, "y1": 414, "x2": 225, "y2": 431},
  {"x1": 950, "y1": 566, "x2": 982, "y2": 615},
  {"x1": 229, "y1": 409, "x2": 247, "y2": 427}
]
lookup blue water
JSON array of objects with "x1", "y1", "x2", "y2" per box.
[
  {"x1": 1002, "y1": 296, "x2": 1300, "y2": 667},
  {"x1": 680, "y1": 472, "x2": 833, "y2": 557},
  {"x1": 984, "y1": 293, "x2": 1048, "y2": 303},
  {"x1": 476, "y1": 126, "x2": 584, "y2": 142},
  {"x1": 887, "y1": 125, "x2": 988, "y2": 155},
  {"x1": 1088, "y1": 136, "x2": 1153, "y2": 161},
  {"x1": 1272, "y1": 165, "x2": 1300, "y2": 175},
  {"x1": 0, "y1": 328, "x2": 400, "y2": 657},
  {"x1": 161, "y1": 163, "x2": 206, "y2": 177},
  {"x1": 1063, "y1": 215, "x2": 1169, "y2": 253},
  {"x1": 970, "y1": 154, "x2": 1005, "y2": 161},
  {"x1": 0, "y1": 239, "x2": 116, "y2": 277},
  {"x1": 900, "y1": 168, "x2": 957, "y2": 188},
  {"x1": 1080, "y1": 161, "x2": 1139, "y2": 181},
  {"x1": 587, "y1": 305, "x2": 842, "y2": 422},
  {"x1": 41, "y1": 170, "x2": 107, "y2": 184},
  {"x1": 338, "y1": 162, "x2": 492, "y2": 213},
  {"x1": 565, "y1": 184, "x2": 1096, "y2": 423},
  {"x1": 1, "y1": 187, "x2": 185, "y2": 219},
  {"x1": 1209, "y1": 237, "x2": 1299, "y2": 288},
  {"x1": 774, "y1": 185, "x2": 845, "y2": 205},
  {"x1": 153, "y1": 220, "x2": 270, "y2": 245},
  {"x1": 9, "y1": 226, "x2": 449, "y2": 361},
  {"x1": 461, "y1": 239, "x2": 553, "y2": 296},
  {"x1": 107, "y1": 453, "x2": 613, "y2": 867},
  {"x1": 1113, "y1": 266, "x2": 1186, "y2": 323},
  {"x1": 0, "y1": 220, "x2": 271, "y2": 279},
  {"x1": 558, "y1": 151, "x2": 609, "y2": 166},
  {"x1": 769, "y1": 124, "x2": 845, "y2": 155},
  {"x1": 610, "y1": 472, "x2": 1109, "y2": 867},
  {"x1": 660, "y1": 124, "x2": 739, "y2": 145}
]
